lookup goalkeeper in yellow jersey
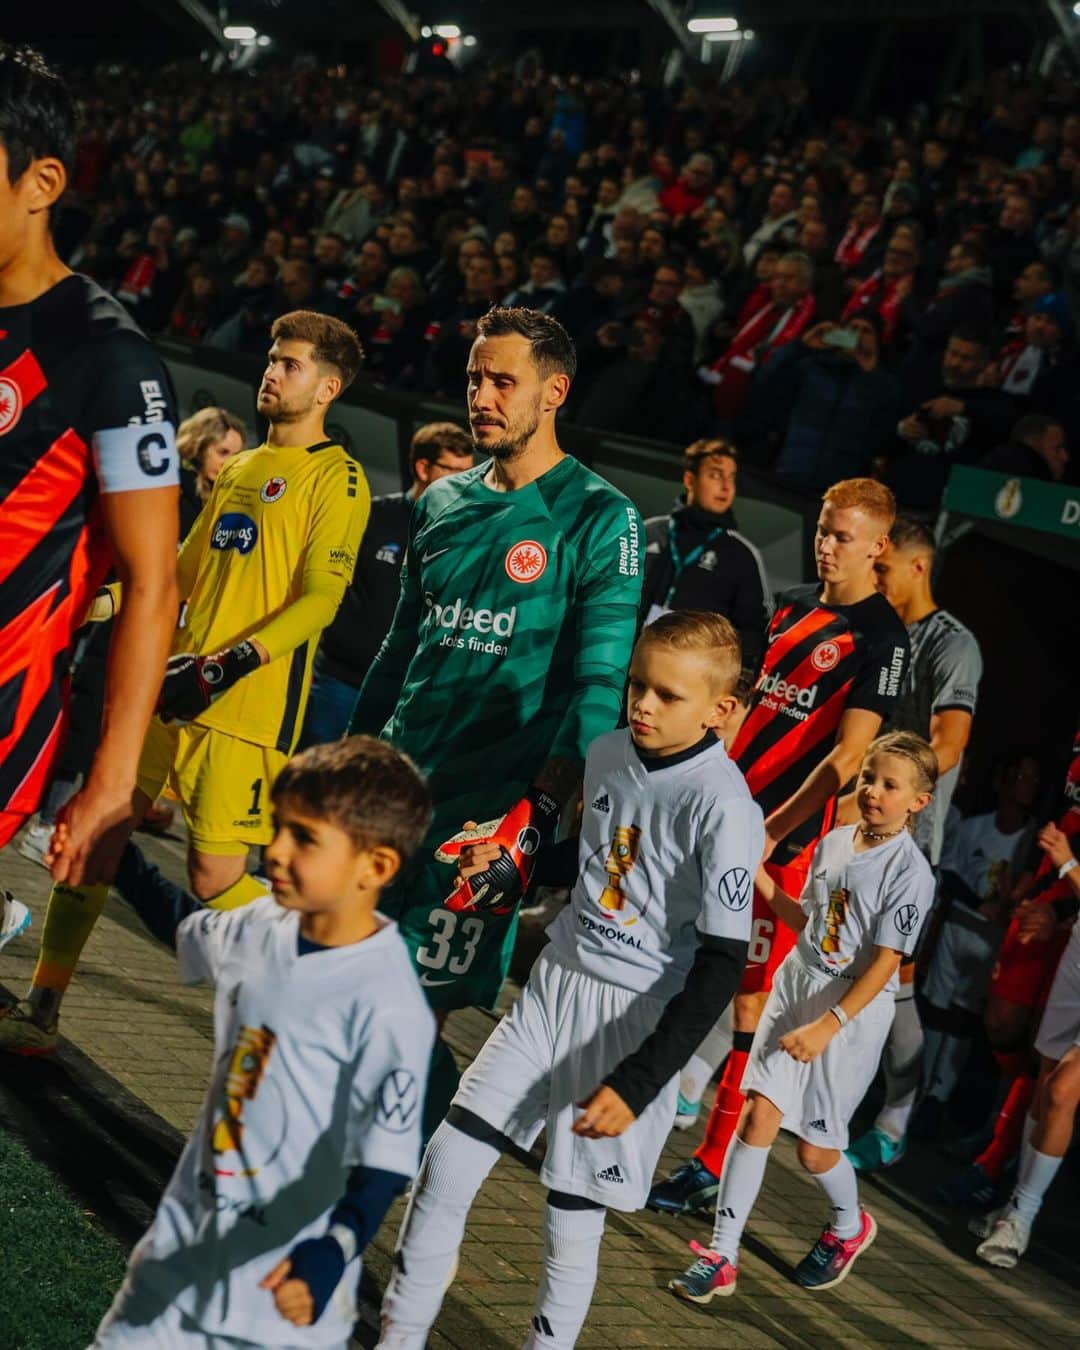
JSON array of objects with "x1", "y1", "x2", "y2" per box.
[{"x1": 0, "y1": 311, "x2": 371, "y2": 1055}]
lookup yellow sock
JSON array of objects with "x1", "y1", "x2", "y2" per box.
[
  {"x1": 204, "y1": 872, "x2": 268, "y2": 912},
  {"x1": 32, "y1": 882, "x2": 110, "y2": 994}
]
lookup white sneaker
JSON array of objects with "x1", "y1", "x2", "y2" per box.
[
  {"x1": 976, "y1": 1210, "x2": 1030, "y2": 1269},
  {"x1": 17, "y1": 819, "x2": 54, "y2": 868},
  {"x1": 0, "y1": 892, "x2": 31, "y2": 951}
]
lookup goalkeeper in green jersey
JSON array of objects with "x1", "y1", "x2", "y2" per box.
[{"x1": 350, "y1": 307, "x2": 643, "y2": 1125}]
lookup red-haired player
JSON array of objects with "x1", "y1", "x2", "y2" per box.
[{"x1": 649, "y1": 478, "x2": 910, "y2": 1216}]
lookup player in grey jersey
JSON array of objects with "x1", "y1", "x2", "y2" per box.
[{"x1": 846, "y1": 516, "x2": 983, "y2": 1173}]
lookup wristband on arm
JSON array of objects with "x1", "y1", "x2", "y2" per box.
[{"x1": 283, "y1": 1166, "x2": 409, "y2": 1324}]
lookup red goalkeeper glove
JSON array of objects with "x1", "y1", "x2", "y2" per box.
[
  {"x1": 435, "y1": 787, "x2": 560, "y2": 915},
  {"x1": 158, "y1": 641, "x2": 262, "y2": 722}
]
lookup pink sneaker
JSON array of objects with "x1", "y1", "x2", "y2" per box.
[
  {"x1": 793, "y1": 1209, "x2": 877, "y2": 1290},
  {"x1": 668, "y1": 1239, "x2": 739, "y2": 1303}
]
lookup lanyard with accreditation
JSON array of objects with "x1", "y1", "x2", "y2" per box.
[{"x1": 663, "y1": 516, "x2": 726, "y2": 606}]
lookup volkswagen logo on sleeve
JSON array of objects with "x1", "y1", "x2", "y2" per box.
[
  {"x1": 718, "y1": 867, "x2": 752, "y2": 911},
  {"x1": 376, "y1": 1069, "x2": 419, "y2": 1132}
]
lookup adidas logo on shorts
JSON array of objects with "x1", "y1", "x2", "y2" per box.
[
  {"x1": 716, "y1": 1206, "x2": 736, "y2": 1219},
  {"x1": 592, "y1": 793, "x2": 610, "y2": 813},
  {"x1": 595, "y1": 1163, "x2": 625, "y2": 1183},
  {"x1": 809, "y1": 1118, "x2": 827, "y2": 1132}
]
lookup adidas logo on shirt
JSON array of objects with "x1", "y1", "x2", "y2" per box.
[
  {"x1": 595, "y1": 1163, "x2": 625, "y2": 1183},
  {"x1": 809, "y1": 1118, "x2": 828, "y2": 1132},
  {"x1": 592, "y1": 793, "x2": 610, "y2": 813}
]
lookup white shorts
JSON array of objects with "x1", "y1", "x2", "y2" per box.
[
  {"x1": 92, "y1": 1275, "x2": 348, "y2": 1349},
  {"x1": 452, "y1": 946, "x2": 678, "y2": 1211},
  {"x1": 1035, "y1": 933, "x2": 1080, "y2": 1063},
  {"x1": 742, "y1": 951, "x2": 894, "y2": 1151},
  {"x1": 922, "y1": 903, "x2": 1002, "y2": 1014}
]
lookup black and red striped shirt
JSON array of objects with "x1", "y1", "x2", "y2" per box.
[
  {"x1": 732, "y1": 583, "x2": 910, "y2": 868},
  {"x1": 0, "y1": 274, "x2": 178, "y2": 841}
]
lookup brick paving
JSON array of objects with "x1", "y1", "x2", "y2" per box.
[{"x1": 2, "y1": 830, "x2": 1078, "y2": 1349}]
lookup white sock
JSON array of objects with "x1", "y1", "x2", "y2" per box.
[
  {"x1": 378, "y1": 1122, "x2": 500, "y2": 1348},
  {"x1": 1022, "y1": 1111, "x2": 1037, "y2": 1153},
  {"x1": 710, "y1": 1136, "x2": 770, "y2": 1262},
  {"x1": 523, "y1": 1202, "x2": 606, "y2": 1349},
  {"x1": 874, "y1": 986, "x2": 923, "y2": 1141},
  {"x1": 680, "y1": 1012, "x2": 734, "y2": 1104},
  {"x1": 812, "y1": 1155, "x2": 861, "y2": 1239},
  {"x1": 1006, "y1": 1143, "x2": 1062, "y2": 1228}
]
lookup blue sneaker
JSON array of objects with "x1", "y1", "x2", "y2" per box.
[
  {"x1": 668, "y1": 1240, "x2": 738, "y2": 1303},
  {"x1": 793, "y1": 1210, "x2": 877, "y2": 1290},
  {"x1": 672, "y1": 1091, "x2": 702, "y2": 1132},
  {"x1": 647, "y1": 1158, "x2": 719, "y2": 1216},
  {"x1": 845, "y1": 1127, "x2": 906, "y2": 1173},
  {"x1": 937, "y1": 1162, "x2": 995, "y2": 1210}
]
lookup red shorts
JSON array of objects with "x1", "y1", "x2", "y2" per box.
[
  {"x1": 989, "y1": 915, "x2": 1069, "y2": 1010},
  {"x1": 739, "y1": 859, "x2": 809, "y2": 995}
]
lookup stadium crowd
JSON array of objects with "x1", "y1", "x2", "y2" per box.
[{"x1": 57, "y1": 54, "x2": 1080, "y2": 497}]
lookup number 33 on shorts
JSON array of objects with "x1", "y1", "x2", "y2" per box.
[{"x1": 416, "y1": 907, "x2": 484, "y2": 985}]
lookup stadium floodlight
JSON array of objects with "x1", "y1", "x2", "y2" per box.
[
  {"x1": 687, "y1": 16, "x2": 739, "y2": 32},
  {"x1": 705, "y1": 28, "x2": 752, "y2": 40},
  {"x1": 433, "y1": 23, "x2": 461, "y2": 38},
  {"x1": 223, "y1": 24, "x2": 257, "y2": 40}
]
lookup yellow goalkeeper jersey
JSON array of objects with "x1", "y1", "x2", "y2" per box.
[{"x1": 175, "y1": 438, "x2": 370, "y2": 751}]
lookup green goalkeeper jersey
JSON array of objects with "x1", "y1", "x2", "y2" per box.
[{"x1": 349, "y1": 453, "x2": 643, "y2": 1008}]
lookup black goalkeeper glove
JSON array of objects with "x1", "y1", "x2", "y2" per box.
[
  {"x1": 436, "y1": 786, "x2": 560, "y2": 915},
  {"x1": 157, "y1": 641, "x2": 261, "y2": 723}
]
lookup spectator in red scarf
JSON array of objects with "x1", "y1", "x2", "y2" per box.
[
  {"x1": 842, "y1": 227, "x2": 920, "y2": 347},
  {"x1": 834, "y1": 193, "x2": 883, "y2": 273},
  {"x1": 702, "y1": 250, "x2": 817, "y2": 423},
  {"x1": 985, "y1": 292, "x2": 1073, "y2": 407}
]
